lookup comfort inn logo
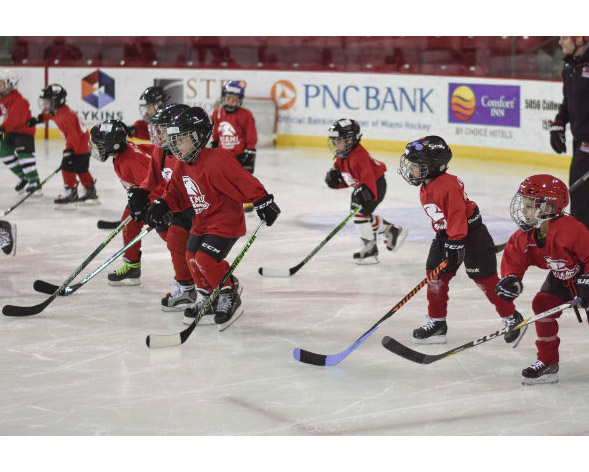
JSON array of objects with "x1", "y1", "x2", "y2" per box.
[{"x1": 82, "y1": 69, "x2": 115, "y2": 109}]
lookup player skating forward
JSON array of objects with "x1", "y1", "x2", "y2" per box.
[
  {"x1": 0, "y1": 220, "x2": 17, "y2": 256},
  {"x1": 496, "y1": 174, "x2": 589, "y2": 385},
  {"x1": 211, "y1": 80, "x2": 258, "y2": 212},
  {"x1": 27, "y1": 84, "x2": 99, "y2": 207},
  {"x1": 399, "y1": 136, "x2": 522, "y2": 344},
  {"x1": 127, "y1": 86, "x2": 169, "y2": 141},
  {"x1": 145, "y1": 107, "x2": 280, "y2": 330},
  {"x1": 325, "y1": 118, "x2": 407, "y2": 264},
  {"x1": 0, "y1": 69, "x2": 41, "y2": 194},
  {"x1": 127, "y1": 103, "x2": 198, "y2": 312}
]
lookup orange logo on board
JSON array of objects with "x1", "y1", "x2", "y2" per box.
[{"x1": 271, "y1": 80, "x2": 296, "y2": 110}]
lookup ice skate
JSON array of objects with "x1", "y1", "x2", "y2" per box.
[
  {"x1": 353, "y1": 237, "x2": 379, "y2": 265},
  {"x1": 383, "y1": 223, "x2": 408, "y2": 252},
  {"x1": 78, "y1": 181, "x2": 100, "y2": 205},
  {"x1": 107, "y1": 259, "x2": 141, "y2": 286},
  {"x1": 14, "y1": 178, "x2": 27, "y2": 193},
  {"x1": 413, "y1": 316, "x2": 448, "y2": 344},
  {"x1": 215, "y1": 282, "x2": 245, "y2": 331},
  {"x1": 54, "y1": 185, "x2": 78, "y2": 210},
  {"x1": 0, "y1": 221, "x2": 17, "y2": 257},
  {"x1": 503, "y1": 310, "x2": 525, "y2": 344},
  {"x1": 522, "y1": 360, "x2": 559, "y2": 385},
  {"x1": 183, "y1": 289, "x2": 217, "y2": 325},
  {"x1": 161, "y1": 281, "x2": 197, "y2": 312},
  {"x1": 25, "y1": 180, "x2": 43, "y2": 197}
]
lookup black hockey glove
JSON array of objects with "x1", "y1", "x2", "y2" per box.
[
  {"x1": 210, "y1": 141, "x2": 219, "y2": 148},
  {"x1": 576, "y1": 273, "x2": 589, "y2": 308},
  {"x1": 127, "y1": 186, "x2": 151, "y2": 222},
  {"x1": 496, "y1": 275, "x2": 524, "y2": 302},
  {"x1": 145, "y1": 198, "x2": 170, "y2": 228},
  {"x1": 236, "y1": 149, "x2": 256, "y2": 173},
  {"x1": 325, "y1": 168, "x2": 343, "y2": 189},
  {"x1": 549, "y1": 120, "x2": 566, "y2": 154},
  {"x1": 443, "y1": 239, "x2": 465, "y2": 273},
  {"x1": 351, "y1": 184, "x2": 374, "y2": 210},
  {"x1": 26, "y1": 114, "x2": 42, "y2": 127},
  {"x1": 254, "y1": 193, "x2": 280, "y2": 226}
]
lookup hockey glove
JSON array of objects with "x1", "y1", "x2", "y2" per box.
[
  {"x1": 210, "y1": 141, "x2": 219, "y2": 148},
  {"x1": 496, "y1": 275, "x2": 524, "y2": 302},
  {"x1": 254, "y1": 193, "x2": 280, "y2": 226},
  {"x1": 145, "y1": 198, "x2": 170, "y2": 228},
  {"x1": 576, "y1": 273, "x2": 589, "y2": 308},
  {"x1": 236, "y1": 149, "x2": 256, "y2": 173},
  {"x1": 351, "y1": 184, "x2": 374, "y2": 211},
  {"x1": 549, "y1": 120, "x2": 567, "y2": 154},
  {"x1": 443, "y1": 239, "x2": 465, "y2": 273},
  {"x1": 127, "y1": 187, "x2": 151, "y2": 222},
  {"x1": 26, "y1": 114, "x2": 42, "y2": 127},
  {"x1": 325, "y1": 168, "x2": 343, "y2": 189}
]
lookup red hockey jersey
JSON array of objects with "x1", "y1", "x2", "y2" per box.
[
  {"x1": 41, "y1": 105, "x2": 89, "y2": 154},
  {"x1": 501, "y1": 215, "x2": 589, "y2": 282},
  {"x1": 131, "y1": 119, "x2": 151, "y2": 140},
  {"x1": 419, "y1": 173, "x2": 479, "y2": 240},
  {"x1": 211, "y1": 107, "x2": 257, "y2": 156},
  {"x1": 0, "y1": 89, "x2": 35, "y2": 135},
  {"x1": 139, "y1": 146, "x2": 181, "y2": 202},
  {"x1": 161, "y1": 147, "x2": 269, "y2": 238},
  {"x1": 112, "y1": 142, "x2": 153, "y2": 191},
  {"x1": 331, "y1": 144, "x2": 386, "y2": 199}
]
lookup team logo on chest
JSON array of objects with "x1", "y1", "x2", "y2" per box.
[
  {"x1": 424, "y1": 203, "x2": 447, "y2": 230},
  {"x1": 218, "y1": 121, "x2": 240, "y2": 149},
  {"x1": 182, "y1": 175, "x2": 210, "y2": 214},
  {"x1": 544, "y1": 256, "x2": 580, "y2": 280},
  {"x1": 161, "y1": 168, "x2": 173, "y2": 181}
]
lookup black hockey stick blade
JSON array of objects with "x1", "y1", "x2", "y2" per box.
[
  {"x1": 258, "y1": 206, "x2": 360, "y2": 277},
  {"x1": 2, "y1": 297, "x2": 55, "y2": 317},
  {"x1": 33, "y1": 279, "x2": 63, "y2": 295},
  {"x1": 381, "y1": 300, "x2": 577, "y2": 364},
  {"x1": 494, "y1": 242, "x2": 507, "y2": 253},
  {"x1": 97, "y1": 220, "x2": 121, "y2": 230}
]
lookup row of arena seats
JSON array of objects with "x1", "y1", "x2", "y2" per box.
[{"x1": 9, "y1": 36, "x2": 559, "y2": 78}]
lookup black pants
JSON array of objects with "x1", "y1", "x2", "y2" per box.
[
  {"x1": 570, "y1": 139, "x2": 589, "y2": 230},
  {"x1": 351, "y1": 175, "x2": 386, "y2": 216}
]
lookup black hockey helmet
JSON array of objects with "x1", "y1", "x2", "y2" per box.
[
  {"x1": 167, "y1": 107, "x2": 213, "y2": 164},
  {"x1": 399, "y1": 136, "x2": 452, "y2": 186},
  {"x1": 139, "y1": 86, "x2": 170, "y2": 121},
  {"x1": 327, "y1": 118, "x2": 362, "y2": 158},
  {"x1": 39, "y1": 83, "x2": 67, "y2": 114},
  {"x1": 150, "y1": 103, "x2": 190, "y2": 149},
  {"x1": 89, "y1": 119, "x2": 129, "y2": 162}
]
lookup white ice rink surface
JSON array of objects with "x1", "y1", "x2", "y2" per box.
[{"x1": 1, "y1": 141, "x2": 587, "y2": 465}]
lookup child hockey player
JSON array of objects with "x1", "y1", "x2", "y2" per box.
[
  {"x1": 325, "y1": 118, "x2": 407, "y2": 264},
  {"x1": 399, "y1": 136, "x2": 521, "y2": 345},
  {"x1": 27, "y1": 84, "x2": 99, "y2": 207},
  {"x1": 127, "y1": 86, "x2": 169, "y2": 141},
  {"x1": 496, "y1": 174, "x2": 589, "y2": 385}
]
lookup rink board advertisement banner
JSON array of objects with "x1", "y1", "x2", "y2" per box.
[{"x1": 18, "y1": 67, "x2": 566, "y2": 156}]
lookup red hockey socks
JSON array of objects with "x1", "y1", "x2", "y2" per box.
[
  {"x1": 426, "y1": 270, "x2": 454, "y2": 319},
  {"x1": 531, "y1": 292, "x2": 564, "y2": 364},
  {"x1": 474, "y1": 274, "x2": 516, "y2": 318}
]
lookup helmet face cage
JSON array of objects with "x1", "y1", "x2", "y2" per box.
[
  {"x1": 167, "y1": 108, "x2": 213, "y2": 164},
  {"x1": 398, "y1": 137, "x2": 451, "y2": 185},
  {"x1": 139, "y1": 86, "x2": 170, "y2": 121},
  {"x1": 399, "y1": 152, "x2": 429, "y2": 186},
  {"x1": 39, "y1": 84, "x2": 66, "y2": 114},
  {"x1": 221, "y1": 80, "x2": 245, "y2": 113},
  {"x1": 89, "y1": 121, "x2": 128, "y2": 162},
  {"x1": 327, "y1": 119, "x2": 361, "y2": 158},
  {"x1": 149, "y1": 103, "x2": 189, "y2": 149},
  {"x1": 0, "y1": 70, "x2": 18, "y2": 97}
]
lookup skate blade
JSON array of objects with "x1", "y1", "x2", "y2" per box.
[
  {"x1": 217, "y1": 308, "x2": 245, "y2": 332},
  {"x1": 412, "y1": 335, "x2": 447, "y2": 345},
  {"x1": 522, "y1": 373, "x2": 559, "y2": 385},
  {"x1": 354, "y1": 256, "x2": 379, "y2": 265},
  {"x1": 387, "y1": 228, "x2": 409, "y2": 252},
  {"x1": 79, "y1": 198, "x2": 101, "y2": 206},
  {"x1": 107, "y1": 278, "x2": 141, "y2": 286},
  {"x1": 161, "y1": 302, "x2": 194, "y2": 313},
  {"x1": 182, "y1": 314, "x2": 215, "y2": 326},
  {"x1": 54, "y1": 202, "x2": 78, "y2": 210}
]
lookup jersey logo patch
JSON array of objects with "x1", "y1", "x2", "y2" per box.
[
  {"x1": 218, "y1": 121, "x2": 240, "y2": 149},
  {"x1": 424, "y1": 203, "x2": 447, "y2": 230},
  {"x1": 161, "y1": 168, "x2": 173, "y2": 181},
  {"x1": 182, "y1": 175, "x2": 210, "y2": 214},
  {"x1": 544, "y1": 256, "x2": 580, "y2": 280}
]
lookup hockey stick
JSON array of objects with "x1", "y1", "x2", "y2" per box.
[
  {"x1": 381, "y1": 299, "x2": 578, "y2": 364},
  {"x1": 292, "y1": 260, "x2": 448, "y2": 366},
  {"x1": 258, "y1": 205, "x2": 361, "y2": 277},
  {"x1": 569, "y1": 169, "x2": 589, "y2": 193},
  {"x1": 2, "y1": 215, "x2": 132, "y2": 317},
  {"x1": 2, "y1": 166, "x2": 61, "y2": 216},
  {"x1": 32, "y1": 226, "x2": 152, "y2": 297},
  {"x1": 146, "y1": 220, "x2": 266, "y2": 349},
  {"x1": 97, "y1": 220, "x2": 121, "y2": 230}
]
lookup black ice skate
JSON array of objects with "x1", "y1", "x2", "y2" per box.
[
  {"x1": 107, "y1": 259, "x2": 141, "y2": 286},
  {"x1": 161, "y1": 281, "x2": 197, "y2": 312},
  {"x1": 383, "y1": 223, "x2": 408, "y2": 252},
  {"x1": 521, "y1": 360, "x2": 559, "y2": 385},
  {"x1": 353, "y1": 237, "x2": 379, "y2": 265},
  {"x1": 54, "y1": 185, "x2": 78, "y2": 209},
  {"x1": 413, "y1": 316, "x2": 448, "y2": 344},
  {"x1": 25, "y1": 180, "x2": 43, "y2": 196},
  {"x1": 78, "y1": 180, "x2": 100, "y2": 205},
  {"x1": 214, "y1": 281, "x2": 245, "y2": 331},
  {"x1": 14, "y1": 178, "x2": 27, "y2": 193},
  {"x1": 503, "y1": 310, "x2": 524, "y2": 344},
  {"x1": 0, "y1": 220, "x2": 17, "y2": 257},
  {"x1": 183, "y1": 289, "x2": 217, "y2": 325}
]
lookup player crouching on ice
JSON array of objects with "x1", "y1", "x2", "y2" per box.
[
  {"x1": 144, "y1": 107, "x2": 280, "y2": 331},
  {"x1": 496, "y1": 174, "x2": 589, "y2": 385},
  {"x1": 324, "y1": 118, "x2": 407, "y2": 264},
  {"x1": 399, "y1": 136, "x2": 523, "y2": 345}
]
